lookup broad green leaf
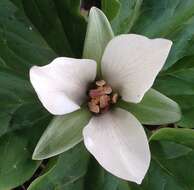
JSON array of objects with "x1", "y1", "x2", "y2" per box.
[
  {"x1": 101, "y1": 0, "x2": 121, "y2": 21},
  {"x1": 21, "y1": 0, "x2": 86, "y2": 57},
  {"x1": 0, "y1": 9, "x2": 52, "y2": 188},
  {"x1": 0, "y1": 117, "x2": 50, "y2": 190},
  {"x1": 52, "y1": 0, "x2": 87, "y2": 57},
  {"x1": 0, "y1": 0, "x2": 53, "y2": 135},
  {"x1": 102, "y1": 0, "x2": 143, "y2": 34},
  {"x1": 130, "y1": 128, "x2": 194, "y2": 190},
  {"x1": 117, "y1": 88, "x2": 181, "y2": 125},
  {"x1": 0, "y1": 69, "x2": 51, "y2": 136},
  {"x1": 28, "y1": 143, "x2": 90, "y2": 190},
  {"x1": 33, "y1": 108, "x2": 92, "y2": 160},
  {"x1": 0, "y1": 0, "x2": 52, "y2": 136},
  {"x1": 154, "y1": 57, "x2": 194, "y2": 128},
  {"x1": 84, "y1": 158, "x2": 120, "y2": 190},
  {"x1": 132, "y1": 0, "x2": 194, "y2": 70},
  {"x1": 83, "y1": 7, "x2": 114, "y2": 78},
  {"x1": 0, "y1": 0, "x2": 55, "y2": 77},
  {"x1": 150, "y1": 128, "x2": 194, "y2": 145},
  {"x1": 118, "y1": 182, "x2": 131, "y2": 190}
]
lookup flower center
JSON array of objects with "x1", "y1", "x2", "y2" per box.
[{"x1": 88, "y1": 80, "x2": 118, "y2": 114}]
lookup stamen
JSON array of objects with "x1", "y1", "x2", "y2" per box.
[
  {"x1": 89, "y1": 87, "x2": 104, "y2": 97},
  {"x1": 96, "y1": 80, "x2": 106, "y2": 87},
  {"x1": 91, "y1": 97, "x2": 100, "y2": 105},
  {"x1": 112, "y1": 93, "x2": 118, "y2": 104},
  {"x1": 88, "y1": 80, "x2": 119, "y2": 114},
  {"x1": 100, "y1": 95, "x2": 110, "y2": 108},
  {"x1": 88, "y1": 102, "x2": 100, "y2": 113},
  {"x1": 103, "y1": 85, "x2": 112, "y2": 94}
]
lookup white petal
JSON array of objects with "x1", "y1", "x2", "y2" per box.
[
  {"x1": 30, "y1": 57, "x2": 96, "y2": 115},
  {"x1": 102, "y1": 34, "x2": 172, "y2": 103},
  {"x1": 83, "y1": 108, "x2": 150, "y2": 184}
]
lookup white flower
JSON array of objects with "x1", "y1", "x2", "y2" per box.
[{"x1": 30, "y1": 34, "x2": 172, "y2": 184}]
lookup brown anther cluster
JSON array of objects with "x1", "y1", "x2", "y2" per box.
[{"x1": 88, "y1": 80, "x2": 118, "y2": 114}]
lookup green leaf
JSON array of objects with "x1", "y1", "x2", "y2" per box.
[
  {"x1": 0, "y1": 9, "x2": 53, "y2": 189},
  {"x1": 101, "y1": 0, "x2": 121, "y2": 21},
  {"x1": 0, "y1": 0, "x2": 56, "y2": 77},
  {"x1": 0, "y1": 117, "x2": 50, "y2": 190},
  {"x1": 0, "y1": 0, "x2": 52, "y2": 137},
  {"x1": 117, "y1": 181, "x2": 131, "y2": 190},
  {"x1": 0, "y1": 0, "x2": 52, "y2": 147},
  {"x1": 150, "y1": 128, "x2": 194, "y2": 144},
  {"x1": 21, "y1": 0, "x2": 86, "y2": 57},
  {"x1": 130, "y1": 128, "x2": 194, "y2": 190},
  {"x1": 28, "y1": 143, "x2": 90, "y2": 190},
  {"x1": 83, "y1": 7, "x2": 114, "y2": 78},
  {"x1": 117, "y1": 88, "x2": 181, "y2": 125},
  {"x1": 154, "y1": 57, "x2": 194, "y2": 128},
  {"x1": 102, "y1": 0, "x2": 143, "y2": 34},
  {"x1": 33, "y1": 108, "x2": 92, "y2": 160},
  {"x1": 132, "y1": 0, "x2": 194, "y2": 70},
  {"x1": 0, "y1": 70, "x2": 50, "y2": 136},
  {"x1": 84, "y1": 158, "x2": 120, "y2": 190}
]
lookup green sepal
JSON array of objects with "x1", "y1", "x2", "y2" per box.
[
  {"x1": 117, "y1": 88, "x2": 181, "y2": 125},
  {"x1": 32, "y1": 108, "x2": 92, "y2": 160},
  {"x1": 83, "y1": 7, "x2": 114, "y2": 79}
]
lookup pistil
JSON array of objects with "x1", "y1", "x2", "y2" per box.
[{"x1": 88, "y1": 80, "x2": 118, "y2": 114}]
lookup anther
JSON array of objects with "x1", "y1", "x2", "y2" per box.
[
  {"x1": 112, "y1": 93, "x2": 118, "y2": 104},
  {"x1": 88, "y1": 102, "x2": 100, "y2": 113},
  {"x1": 88, "y1": 80, "x2": 119, "y2": 114},
  {"x1": 96, "y1": 80, "x2": 106, "y2": 87},
  {"x1": 103, "y1": 85, "x2": 112, "y2": 94},
  {"x1": 100, "y1": 95, "x2": 110, "y2": 108}
]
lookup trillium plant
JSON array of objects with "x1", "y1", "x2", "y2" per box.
[{"x1": 29, "y1": 7, "x2": 179, "y2": 184}]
